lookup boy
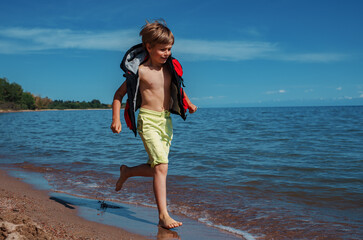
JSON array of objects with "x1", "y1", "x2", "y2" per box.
[{"x1": 110, "y1": 20, "x2": 197, "y2": 229}]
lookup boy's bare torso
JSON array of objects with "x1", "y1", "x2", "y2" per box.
[{"x1": 138, "y1": 62, "x2": 171, "y2": 112}]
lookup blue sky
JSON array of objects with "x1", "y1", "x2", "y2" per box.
[{"x1": 0, "y1": 0, "x2": 362, "y2": 107}]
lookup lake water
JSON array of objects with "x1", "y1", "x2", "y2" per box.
[{"x1": 0, "y1": 106, "x2": 362, "y2": 239}]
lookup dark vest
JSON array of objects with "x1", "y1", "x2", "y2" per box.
[{"x1": 120, "y1": 43, "x2": 187, "y2": 136}]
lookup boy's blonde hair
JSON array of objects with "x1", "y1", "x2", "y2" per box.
[{"x1": 139, "y1": 20, "x2": 174, "y2": 48}]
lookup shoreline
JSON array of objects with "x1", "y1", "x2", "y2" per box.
[
  {"x1": 0, "y1": 108, "x2": 115, "y2": 113},
  {"x1": 0, "y1": 167, "x2": 245, "y2": 240},
  {"x1": 0, "y1": 169, "x2": 146, "y2": 240}
]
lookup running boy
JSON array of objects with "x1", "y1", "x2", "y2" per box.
[{"x1": 110, "y1": 20, "x2": 197, "y2": 229}]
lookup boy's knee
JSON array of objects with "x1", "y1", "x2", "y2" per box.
[{"x1": 153, "y1": 163, "x2": 168, "y2": 175}]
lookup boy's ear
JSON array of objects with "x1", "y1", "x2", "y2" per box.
[{"x1": 145, "y1": 43, "x2": 152, "y2": 52}]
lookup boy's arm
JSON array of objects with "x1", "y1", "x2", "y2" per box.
[
  {"x1": 183, "y1": 91, "x2": 197, "y2": 114},
  {"x1": 110, "y1": 80, "x2": 127, "y2": 133}
]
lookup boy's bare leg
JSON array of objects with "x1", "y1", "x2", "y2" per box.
[
  {"x1": 153, "y1": 163, "x2": 182, "y2": 229},
  {"x1": 115, "y1": 164, "x2": 153, "y2": 191}
]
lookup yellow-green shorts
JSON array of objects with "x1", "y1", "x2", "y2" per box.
[{"x1": 137, "y1": 108, "x2": 173, "y2": 168}]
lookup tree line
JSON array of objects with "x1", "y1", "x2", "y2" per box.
[{"x1": 0, "y1": 77, "x2": 111, "y2": 110}]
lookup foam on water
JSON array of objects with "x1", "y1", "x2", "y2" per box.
[
  {"x1": 86, "y1": 183, "x2": 100, "y2": 188},
  {"x1": 198, "y1": 217, "x2": 258, "y2": 240}
]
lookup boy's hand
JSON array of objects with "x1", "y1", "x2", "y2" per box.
[
  {"x1": 110, "y1": 120, "x2": 122, "y2": 133},
  {"x1": 188, "y1": 103, "x2": 198, "y2": 114}
]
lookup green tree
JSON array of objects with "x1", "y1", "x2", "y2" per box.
[
  {"x1": 21, "y1": 92, "x2": 36, "y2": 110},
  {"x1": 1, "y1": 78, "x2": 111, "y2": 110},
  {"x1": 0, "y1": 77, "x2": 9, "y2": 102},
  {"x1": 79, "y1": 101, "x2": 89, "y2": 109},
  {"x1": 90, "y1": 99, "x2": 101, "y2": 108},
  {"x1": 48, "y1": 100, "x2": 63, "y2": 109},
  {"x1": 7, "y1": 82, "x2": 23, "y2": 103}
]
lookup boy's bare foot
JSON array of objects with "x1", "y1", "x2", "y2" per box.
[
  {"x1": 158, "y1": 215, "x2": 182, "y2": 229},
  {"x1": 115, "y1": 165, "x2": 128, "y2": 191}
]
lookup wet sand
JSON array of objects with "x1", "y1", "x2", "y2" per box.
[
  {"x1": 1, "y1": 169, "x2": 244, "y2": 240},
  {"x1": 0, "y1": 169, "x2": 146, "y2": 240}
]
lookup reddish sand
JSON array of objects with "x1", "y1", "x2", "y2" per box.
[{"x1": 0, "y1": 170, "x2": 146, "y2": 240}]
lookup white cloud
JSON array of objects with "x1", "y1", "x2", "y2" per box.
[
  {"x1": 338, "y1": 96, "x2": 353, "y2": 100},
  {"x1": 266, "y1": 89, "x2": 286, "y2": 95},
  {"x1": 243, "y1": 27, "x2": 262, "y2": 37},
  {"x1": 174, "y1": 40, "x2": 347, "y2": 62},
  {"x1": 174, "y1": 39, "x2": 278, "y2": 61},
  {"x1": 0, "y1": 27, "x2": 138, "y2": 53},
  {"x1": 360, "y1": 93, "x2": 363, "y2": 98},
  {"x1": 0, "y1": 27, "x2": 348, "y2": 63},
  {"x1": 278, "y1": 53, "x2": 346, "y2": 63},
  {"x1": 336, "y1": 87, "x2": 342, "y2": 90},
  {"x1": 191, "y1": 96, "x2": 225, "y2": 101}
]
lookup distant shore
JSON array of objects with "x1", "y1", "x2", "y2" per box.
[{"x1": 0, "y1": 108, "x2": 115, "y2": 113}]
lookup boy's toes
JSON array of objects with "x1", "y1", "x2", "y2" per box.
[
  {"x1": 159, "y1": 217, "x2": 182, "y2": 229},
  {"x1": 168, "y1": 221, "x2": 182, "y2": 229}
]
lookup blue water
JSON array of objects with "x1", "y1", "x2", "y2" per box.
[{"x1": 0, "y1": 106, "x2": 362, "y2": 239}]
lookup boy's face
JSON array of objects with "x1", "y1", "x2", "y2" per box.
[{"x1": 146, "y1": 43, "x2": 172, "y2": 65}]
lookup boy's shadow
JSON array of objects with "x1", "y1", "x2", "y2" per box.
[
  {"x1": 49, "y1": 196, "x2": 75, "y2": 209},
  {"x1": 97, "y1": 200, "x2": 154, "y2": 225},
  {"x1": 157, "y1": 227, "x2": 180, "y2": 240}
]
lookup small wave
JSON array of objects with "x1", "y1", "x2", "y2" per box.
[
  {"x1": 87, "y1": 183, "x2": 100, "y2": 188},
  {"x1": 137, "y1": 202, "x2": 157, "y2": 208},
  {"x1": 198, "y1": 217, "x2": 258, "y2": 240},
  {"x1": 71, "y1": 161, "x2": 87, "y2": 165},
  {"x1": 52, "y1": 190, "x2": 92, "y2": 200}
]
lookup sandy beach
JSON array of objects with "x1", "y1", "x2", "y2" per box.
[
  {"x1": 0, "y1": 168, "x2": 242, "y2": 240},
  {"x1": 0, "y1": 169, "x2": 146, "y2": 240}
]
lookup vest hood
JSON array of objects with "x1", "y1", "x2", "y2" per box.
[{"x1": 120, "y1": 43, "x2": 147, "y2": 75}]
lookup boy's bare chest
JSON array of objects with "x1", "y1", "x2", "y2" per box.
[{"x1": 140, "y1": 68, "x2": 171, "y2": 90}]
